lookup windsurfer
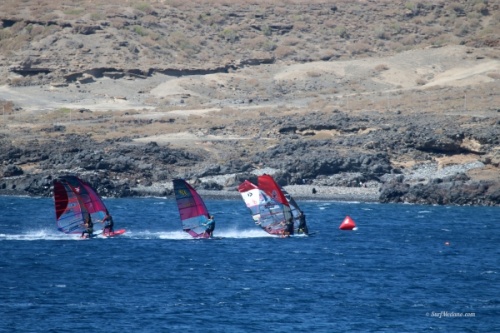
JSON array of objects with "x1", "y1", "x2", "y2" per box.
[
  {"x1": 81, "y1": 214, "x2": 93, "y2": 238},
  {"x1": 282, "y1": 216, "x2": 294, "y2": 237},
  {"x1": 101, "y1": 214, "x2": 114, "y2": 235},
  {"x1": 297, "y1": 212, "x2": 309, "y2": 235},
  {"x1": 204, "y1": 215, "x2": 215, "y2": 237}
]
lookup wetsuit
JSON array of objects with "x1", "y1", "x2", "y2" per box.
[
  {"x1": 81, "y1": 216, "x2": 93, "y2": 238},
  {"x1": 298, "y1": 213, "x2": 309, "y2": 235},
  {"x1": 282, "y1": 218, "x2": 294, "y2": 237},
  {"x1": 103, "y1": 215, "x2": 114, "y2": 235},
  {"x1": 205, "y1": 218, "x2": 215, "y2": 237}
]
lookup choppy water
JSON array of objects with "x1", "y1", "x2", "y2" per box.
[{"x1": 1, "y1": 196, "x2": 498, "y2": 332}]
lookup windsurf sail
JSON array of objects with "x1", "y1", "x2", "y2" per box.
[
  {"x1": 238, "y1": 180, "x2": 263, "y2": 222},
  {"x1": 173, "y1": 179, "x2": 212, "y2": 238},
  {"x1": 53, "y1": 178, "x2": 89, "y2": 234},
  {"x1": 257, "y1": 175, "x2": 294, "y2": 232},
  {"x1": 258, "y1": 175, "x2": 308, "y2": 235},
  {"x1": 57, "y1": 176, "x2": 108, "y2": 223},
  {"x1": 238, "y1": 180, "x2": 290, "y2": 236},
  {"x1": 257, "y1": 175, "x2": 289, "y2": 206}
]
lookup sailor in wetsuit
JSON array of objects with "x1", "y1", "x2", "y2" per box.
[
  {"x1": 204, "y1": 215, "x2": 215, "y2": 237},
  {"x1": 297, "y1": 212, "x2": 309, "y2": 235},
  {"x1": 282, "y1": 216, "x2": 294, "y2": 237},
  {"x1": 81, "y1": 214, "x2": 93, "y2": 238},
  {"x1": 101, "y1": 214, "x2": 114, "y2": 236}
]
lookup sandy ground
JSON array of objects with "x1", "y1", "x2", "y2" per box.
[{"x1": 1, "y1": 45, "x2": 498, "y2": 118}]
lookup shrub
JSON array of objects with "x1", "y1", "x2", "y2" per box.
[
  {"x1": 262, "y1": 25, "x2": 272, "y2": 36},
  {"x1": 63, "y1": 9, "x2": 84, "y2": 16},
  {"x1": 391, "y1": 23, "x2": 402, "y2": 35},
  {"x1": 454, "y1": 23, "x2": 470, "y2": 37},
  {"x1": 375, "y1": 64, "x2": 389, "y2": 71},
  {"x1": 58, "y1": 107, "x2": 72, "y2": 114},
  {"x1": 0, "y1": 29, "x2": 12, "y2": 41},
  {"x1": 90, "y1": 12, "x2": 105, "y2": 21},
  {"x1": 220, "y1": 28, "x2": 238, "y2": 42},
  {"x1": 132, "y1": 25, "x2": 148, "y2": 36},
  {"x1": 110, "y1": 18, "x2": 127, "y2": 29},
  {"x1": 29, "y1": 25, "x2": 45, "y2": 37},
  {"x1": 348, "y1": 42, "x2": 371, "y2": 55},
  {"x1": 401, "y1": 34, "x2": 416, "y2": 45},
  {"x1": 324, "y1": 19, "x2": 336, "y2": 29},
  {"x1": 335, "y1": 26, "x2": 349, "y2": 39},
  {"x1": 420, "y1": 25, "x2": 442, "y2": 38},
  {"x1": 282, "y1": 37, "x2": 302, "y2": 46},
  {"x1": 135, "y1": 3, "x2": 153, "y2": 14},
  {"x1": 416, "y1": 78, "x2": 426, "y2": 85},
  {"x1": 274, "y1": 45, "x2": 294, "y2": 58},
  {"x1": 262, "y1": 40, "x2": 276, "y2": 52},
  {"x1": 243, "y1": 36, "x2": 263, "y2": 49},
  {"x1": 168, "y1": 31, "x2": 201, "y2": 54},
  {"x1": 306, "y1": 70, "x2": 322, "y2": 78}
]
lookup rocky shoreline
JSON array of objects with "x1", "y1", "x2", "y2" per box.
[
  {"x1": 129, "y1": 184, "x2": 380, "y2": 202},
  {"x1": 200, "y1": 186, "x2": 380, "y2": 203},
  {"x1": 1, "y1": 157, "x2": 499, "y2": 206}
]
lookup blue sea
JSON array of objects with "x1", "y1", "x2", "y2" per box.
[{"x1": 0, "y1": 196, "x2": 498, "y2": 332}]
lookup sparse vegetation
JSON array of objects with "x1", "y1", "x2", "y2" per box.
[
  {"x1": 0, "y1": 0, "x2": 498, "y2": 69},
  {"x1": 132, "y1": 25, "x2": 148, "y2": 37},
  {"x1": 220, "y1": 28, "x2": 238, "y2": 43},
  {"x1": 415, "y1": 78, "x2": 427, "y2": 86},
  {"x1": 375, "y1": 64, "x2": 389, "y2": 72},
  {"x1": 63, "y1": 8, "x2": 84, "y2": 16},
  {"x1": 134, "y1": 2, "x2": 153, "y2": 14}
]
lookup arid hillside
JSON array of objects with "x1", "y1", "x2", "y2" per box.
[{"x1": 0, "y1": 0, "x2": 499, "y2": 205}]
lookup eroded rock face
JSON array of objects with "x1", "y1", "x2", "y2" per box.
[
  {"x1": 2, "y1": 165, "x2": 23, "y2": 177},
  {"x1": 0, "y1": 104, "x2": 498, "y2": 206},
  {"x1": 379, "y1": 173, "x2": 500, "y2": 206}
]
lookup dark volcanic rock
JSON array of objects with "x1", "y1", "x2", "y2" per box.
[
  {"x1": 380, "y1": 173, "x2": 500, "y2": 206},
  {"x1": 3, "y1": 165, "x2": 23, "y2": 177},
  {"x1": 0, "y1": 133, "x2": 206, "y2": 198}
]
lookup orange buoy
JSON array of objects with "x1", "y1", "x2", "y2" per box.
[{"x1": 339, "y1": 215, "x2": 357, "y2": 230}]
